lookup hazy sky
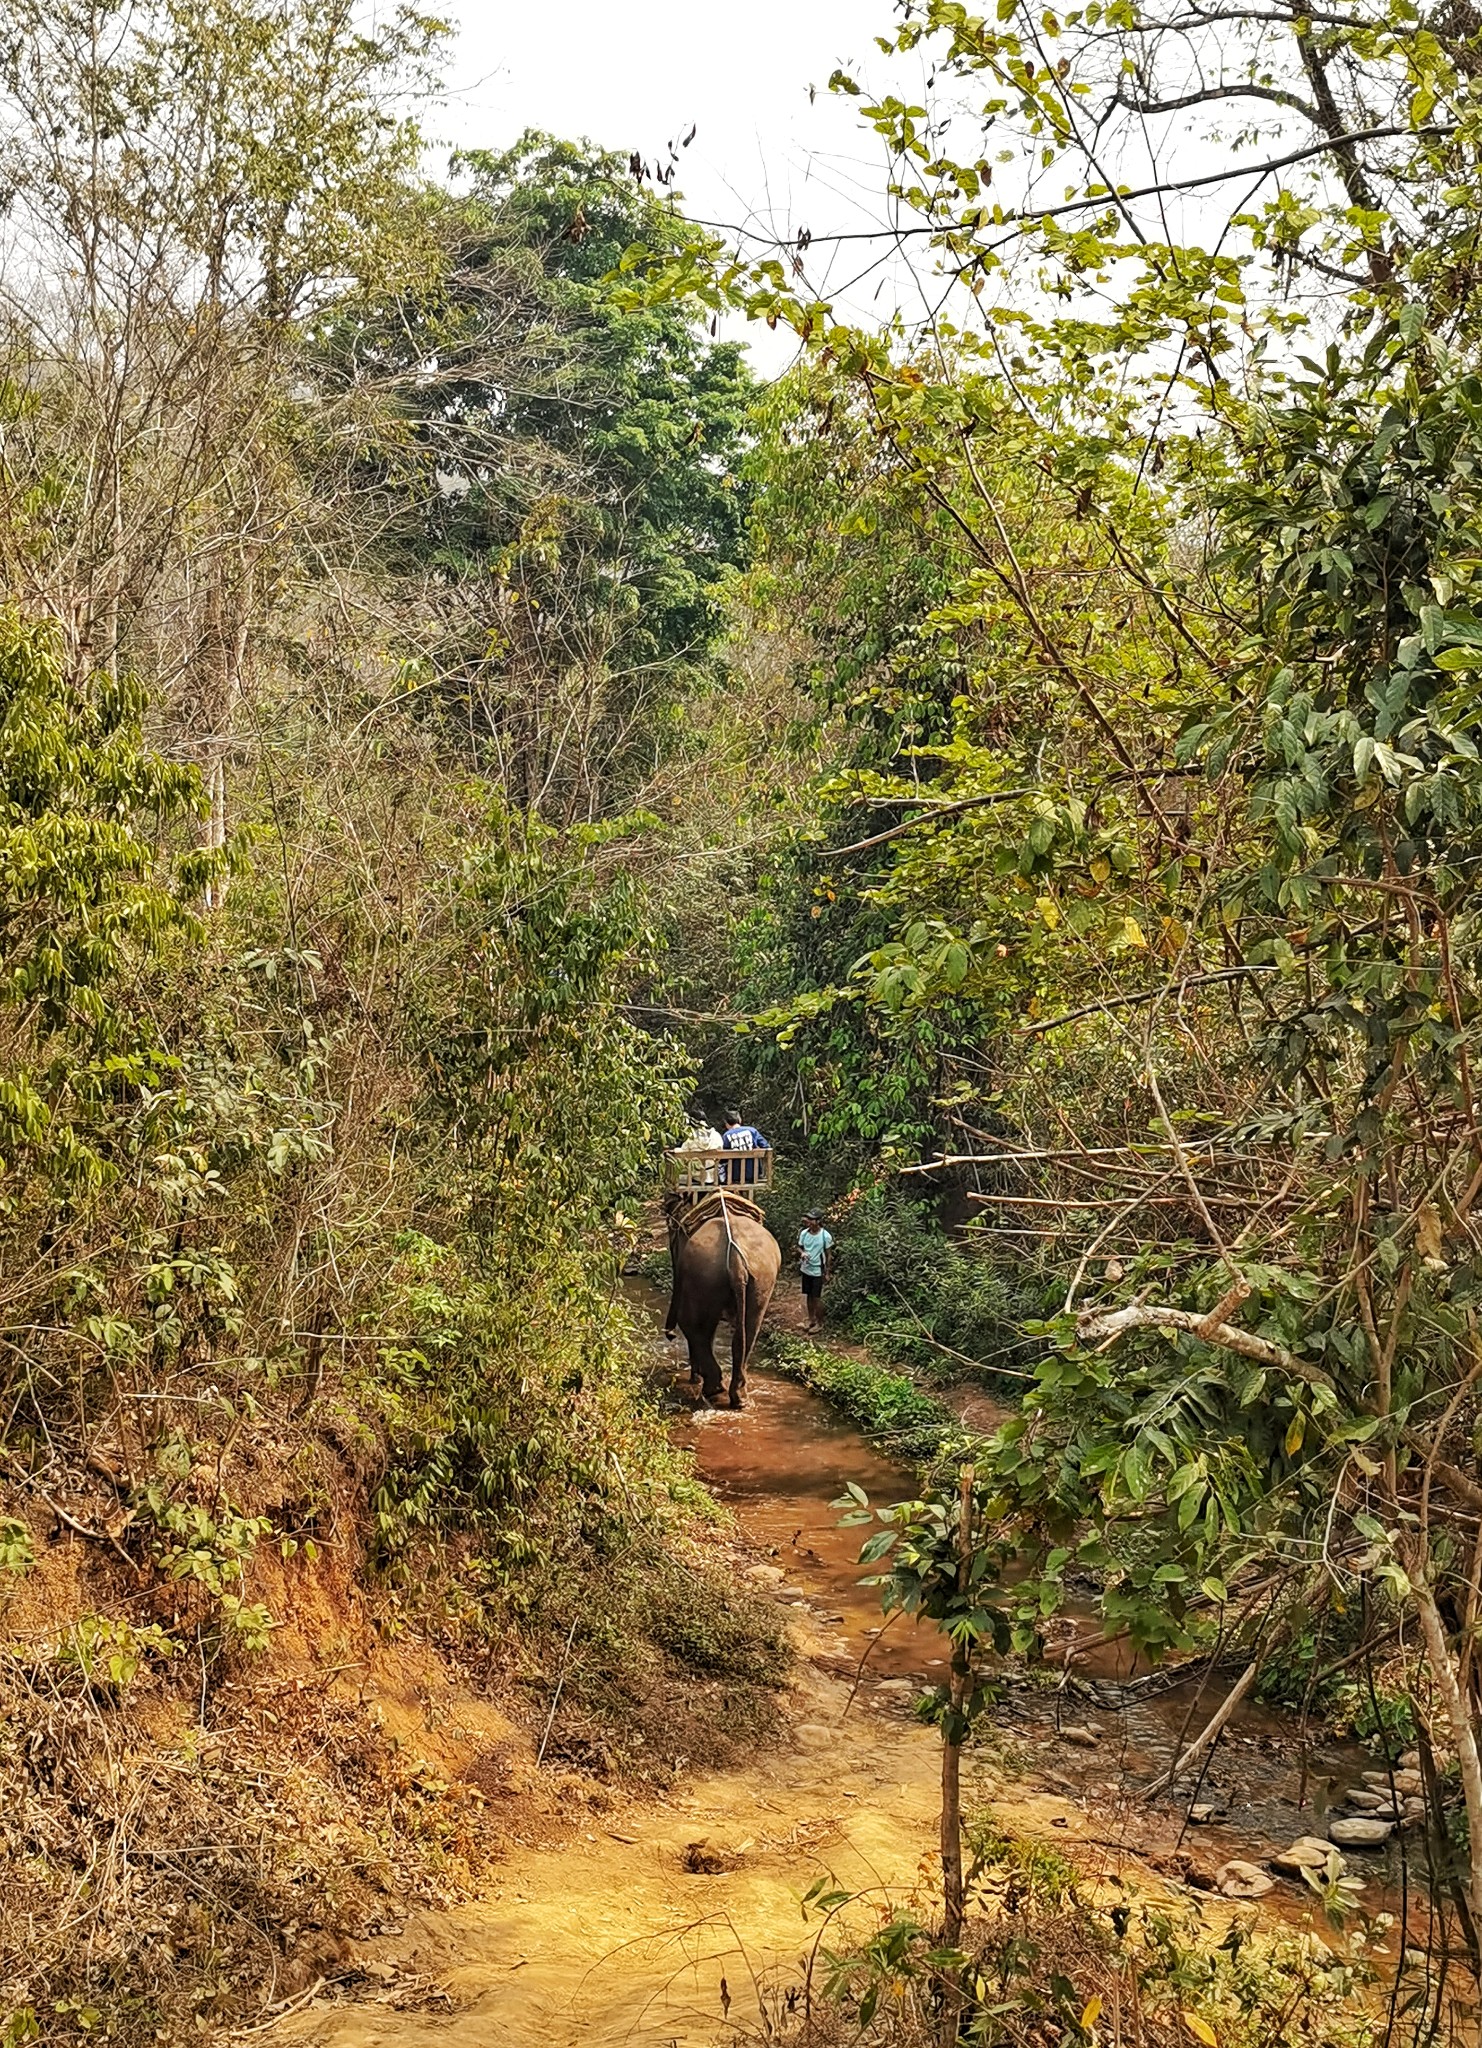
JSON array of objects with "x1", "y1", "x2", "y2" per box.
[
  {"x1": 435, "y1": 3, "x2": 1331, "y2": 373},
  {"x1": 440, "y1": 1, "x2": 915, "y2": 370}
]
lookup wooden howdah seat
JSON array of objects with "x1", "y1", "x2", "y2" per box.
[{"x1": 663, "y1": 1145, "x2": 773, "y2": 1200}]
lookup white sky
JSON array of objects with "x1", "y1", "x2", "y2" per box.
[
  {"x1": 436, "y1": 2, "x2": 1345, "y2": 376},
  {"x1": 440, "y1": 1, "x2": 915, "y2": 372}
]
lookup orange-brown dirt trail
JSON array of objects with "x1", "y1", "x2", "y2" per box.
[
  {"x1": 280, "y1": 1303, "x2": 1398, "y2": 2046},
  {"x1": 282, "y1": 1636, "x2": 947, "y2": 2047}
]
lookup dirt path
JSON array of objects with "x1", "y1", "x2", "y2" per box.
[
  {"x1": 278, "y1": 1291, "x2": 1397, "y2": 2044},
  {"x1": 282, "y1": 1637, "x2": 946, "y2": 2047}
]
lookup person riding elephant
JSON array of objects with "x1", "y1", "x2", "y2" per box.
[
  {"x1": 663, "y1": 1193, "x2": 780, "y2": 1407},
  {"x1": 719, "y1": 1109, "x2": 770, "y2": 1187}
]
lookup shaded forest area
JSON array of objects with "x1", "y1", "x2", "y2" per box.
[{"x1": 11, "y1": 0, "x2": 1482, "y2": 2041}]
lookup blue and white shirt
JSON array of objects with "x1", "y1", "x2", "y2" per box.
[{"x1": 721, "y1": 1123, "x2": 769, "y2": 1184}]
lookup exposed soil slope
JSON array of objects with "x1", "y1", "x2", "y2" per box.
[{"x1": 284, "y1": 1645, "x2": 943, "y2": 2047}]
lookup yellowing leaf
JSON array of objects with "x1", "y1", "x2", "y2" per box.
[
  {"x1": 1089, "y1": 854, "x2": 1111, "y2": 882},
  {"x1": 1182, "y1": 2013, "x2": 1218, "y2": 2048},
  {"x1": 1285, "y1": 1414, "x2": 1305, "y2": 1457},
  {"x1": 1416, "y1": 1201, "x2": 1444, "y2": 1264},
  {"x1": 1036, "y1": 894, "x2": 1061, "y2": 931},
  {"x1": 1081, "y1": 1993, "x2": 1103, "y2": 2029}
]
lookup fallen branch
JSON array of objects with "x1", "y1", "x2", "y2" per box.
[
  {"x1": 0, "y1": 1449, "x2": 136, "y2": 1566},
  {"x1": 1074, "y1": 1302, "x2": 1336, "y2": 1388},
  {"x1": 536, "y1": 1616, "x2": 580, "y2": 1767},
  {"x1": 1401, "y1": 1434, "x2": 1482, "y2": 1516},
  {"x1": 1144, "y1": 1658, "x2": 1260, "y2": 1797}
]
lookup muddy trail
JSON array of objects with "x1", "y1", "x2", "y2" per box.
[
  {"x1": 647, "y1": 1279, "x2": 1384, "y2": 1873},
  {"x1": 286, "y1": 1289, "x2": 1408, "y2": 2048}
]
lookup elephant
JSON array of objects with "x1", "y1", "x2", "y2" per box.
[{"x1": 663, "y1": 1194, "x2": 781, "y2": 1407}]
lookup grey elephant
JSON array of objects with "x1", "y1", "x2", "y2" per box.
[{"x1": 663, "y1": 1194, "x2": 781, "y2": 1407}]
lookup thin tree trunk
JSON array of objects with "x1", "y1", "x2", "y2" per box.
[
  {"x1": 1407, "y1": 1555, "x2": 1482, "y2": 1944},
  {"x1": 939, "y1": 1464, "x2": 975, "y2": 2047},
  {"x1": 940, "y1": 1694, "x2": 964, "y2": 1938},
  {"x1": 199, "y1": 561, "x2": 251, "y2": 910}
]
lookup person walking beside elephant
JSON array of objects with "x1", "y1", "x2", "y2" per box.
[{"x1": 797, "y1": 1210, "x2": 834, "y2": 1331}]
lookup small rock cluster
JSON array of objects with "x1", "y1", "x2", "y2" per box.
[
  {"x1": 1204, "y1": 1753, "x2": 1430, "y2": 1898},
  {"x1": 1321, "y1": 1752, "x2": 1429, "y2": 1848}
]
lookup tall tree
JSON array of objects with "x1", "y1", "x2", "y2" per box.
[
  {"x1": 0, "y1": 0, "x2": 443, "y2": 883},
  {"x1": 322, "y1": 134, "x2": 754, "y2": 819}
]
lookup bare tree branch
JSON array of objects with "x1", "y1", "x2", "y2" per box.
[
  {"x1": 826, "y1": 789, "x2": 1035, "y2": 857},
  {"x1": 1113, "y1": 82, "x2": 1323, "y2": 123}
]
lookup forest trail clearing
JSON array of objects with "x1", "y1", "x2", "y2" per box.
[
  {"x1": 281, "y1": 1642, "x2": 946, "y2": 2047},
  {"x1": 279, "y1": 1312, "x2": 1381, "y2": 2047}
]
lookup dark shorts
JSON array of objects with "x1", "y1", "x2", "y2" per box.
[{"x1": 801, "y1": 1273, "x2": 824, "y2": 1300}]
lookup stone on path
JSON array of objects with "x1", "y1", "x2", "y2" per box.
[
  {"x1": 1215, "y1": 1859, "x2": 1275, "y2": 1899},
  {"x1": 1057, "y1": 1724, "x2": 1101, "y2": 1747},
  {"x1": 1271, "y1": 1837, "x2": 1342, "y2": 1877},
  {"x1": 1328, "y1": 1816, "x2": 1393, "y2": 1847}
]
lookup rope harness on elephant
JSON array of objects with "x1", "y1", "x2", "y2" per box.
[
  {"x1": 668, "y1": 1189, "x2": 766, "y2": 1238},
  {"x1": 718, "y1": 1190, "x2": 753, "y2": 1296}
]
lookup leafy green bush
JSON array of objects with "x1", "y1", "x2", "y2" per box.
[
  {"x1": 771, "y1": 1816, "x2": 1381, "y2": 2048},
  {"x1": 766, "y1": 1331, "x2": 962, "y2": 1464},
  {"x1": 772, "y1": 1187, "x2": 1042, "y2": 1391}
]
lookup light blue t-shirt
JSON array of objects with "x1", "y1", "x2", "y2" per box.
[{"x1": 798, "y1": 1226, "x2": 834, "y2": 1277}]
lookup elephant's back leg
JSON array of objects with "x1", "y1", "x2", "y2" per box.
[
  {"x1": 728, "y1": 1276, "x2": 772, "y2": 1406},
  {"x1": 687, "y1": 1309, "x2": 724, "y2": 1403}
]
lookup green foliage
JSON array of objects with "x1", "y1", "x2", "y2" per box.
[
  {"x1": 841, "y1": 1470, "x2": 1015, "y2": 1742},
  {"x1": 0, "y1": 1520, "x2": 33, "y2": 1577},
  {"x1": 638, "y1": 1549, "x2": 791, "y2": 1679},
  {"x1": 791, "y1": 1830, "x2": 1377, "y2": 2048},
  {"x1": 769, "y1": 1331, "x2": 957, "y2": 1464},
  {"x1": 0, "y1": 608, "x2": 211, "y2": 1188},
  {"x1": 823, "y1": 1192, "x2": 1038, "y2": 1383},
  {"x1": 365, "y1": 1234, "x2": 630, "y2": 1572},
  {"x1": 964, "y1": 1815, "x2": 1081, "y2": 1910},
  {"x1": 57, "y1": 1616, "x2": 181, "y2": 1692},
  {"x1": 322, "y1": 133, "x2": 754, "y2": 817},
  {"x1": 408, "y1": 803, "x2": 689, "y2": 1258},
  {"x1": 452, "y1": 134, "x2": 754, "y2": 685}
]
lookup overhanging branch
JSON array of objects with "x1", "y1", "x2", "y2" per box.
[
  {"x1": 697, "y1": 124, "x2": 1447, "y2": 254},
  {"x1": 1074, "y1": 1301, "x2": 1335, "y2": 1384}
]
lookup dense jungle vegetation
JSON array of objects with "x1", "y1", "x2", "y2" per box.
[{"x1": 12, "y1": 0, "x2": 1482, "y2": 2040}]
